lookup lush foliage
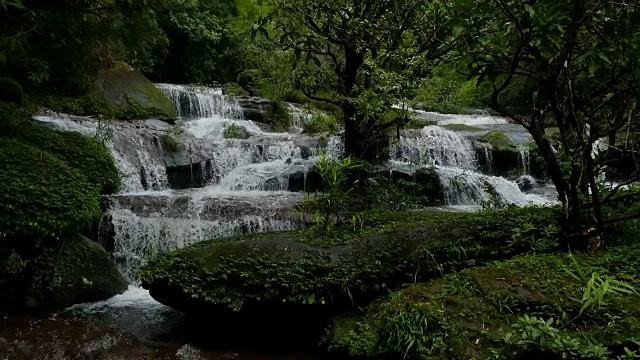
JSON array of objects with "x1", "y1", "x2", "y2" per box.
[
  {"x1": 256, "y1": 0, "x2": 473, "y2": 159},
  {"x1": 2, "y1": 122, "x2": 120, "y2": 194},
  {"x1": 329, "y1": 243, "x2": 640, "y2": 359},
  {"x1": 139, "y1": 206, "x2": 560, "y2": 312},
  {"x1": 465, "y1": 0, "x2": 640, "y2": 246},
  {"x1": 0, "y1": 138, "x2": 101, "y2": 240}
]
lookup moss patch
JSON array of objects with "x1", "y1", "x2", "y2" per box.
[
  {"x1": 442, "y1": 123, "x2": 483, "y2": 132},
  {"x1": 139, "y1": 206, "x2": 561, "y2": 313},
  {"x1": 52, "y1": 235, "x2": 127, "y2": 308},
  {"x1": 0, "y1": 138, "x2": 100, "y2": 239},
  {"x1": 329, "y1": 245, "x2": 640, "y2": 359},
  {"x1": 2, "y1": 122, "x2": 120, "y2": 194},
  {"x1": 92, "y1": 61, "x2": 177, "y2": 120},
  {"x1": 479, "y1": 130, "x2": 515, "y2": 150}
]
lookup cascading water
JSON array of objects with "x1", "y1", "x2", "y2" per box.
[
  {"x1": 517, "y1": 144, "x2": 531, "y2": 175},
  {"x1": 390, "y1": 121, "x2": 553, "y2": 208}
]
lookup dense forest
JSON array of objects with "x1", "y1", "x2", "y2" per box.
[{"x1": 2, "y1": 0, "x2": 640, "y2": 359}]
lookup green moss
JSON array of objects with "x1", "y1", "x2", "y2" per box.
[
  {"x1": 442, "y1": 123, "x2": 483, "y2": 132},
  {"x1": 92, "y1": 61, "x2": 177, "y2": 120},
  {"x1": 2, "y1": 123, "x2": 120, "y2": 194},
  {"x1": 139, "y1": 206, "x2": 561, "y2": 312},
  {"x1": 222, "y1": 82, "x2": 250, "y2": 96},
  {"x1": 162, "y1": 134, "x2": 180, "y2": 152},
  {"x1": 329, "y1": 245, "x2": 640, "y2": 359},
  {"x1": 52, "y1": 235, "x2": 126, "y2": 307},
  {"x1": 479, "y1": 130, "x2": 515, "y2": 150},
  {"x1": 0, "y1": 138, "x2": 101, "y2": 239}
]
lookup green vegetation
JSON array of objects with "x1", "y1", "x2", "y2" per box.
[
  {"x1": 328, "y1": 244, "x2": 640, "y2": 359},
  {"x1": 139, "y1": 206, "x2": 560, "y2": 312},
  {"x1": 2, "y1": 123, "x2": 120, "y2": 195},
  {"x1": 0, "y1": 138, "x2": 101, "y2": 239},
  {"x1": 479, "y1": 130, "x2": 515, "y2": 150},
  {"x1": 222, "y1": 122, "x2": 245, "y2": 139},
  {"x1": 0, "y1": 106, "x2": 122, "y2": 311},
  {"x1": 442, "y1": 124, "x2": 483, "y2": 132},
  {"x1": 302, "y1": 106, "x2": 340, "y2": 135},
  {"x1": 411, "y1": 63, "x2": 488, "y2": 114}
]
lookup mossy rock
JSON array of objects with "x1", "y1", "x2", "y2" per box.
[
  {"x1": 0, "y1": 138, "x2": 101, "y2": 239},
  {"x1": 52, "y1": 235, "x2": 127, "y2": 308},
  {"x1": 221, "y1": 82, "x2": 250, "y2": 96},
  {"x1": 2, "y1": 122, "x2": 120, "y2": 195},
  {"x1": 442, "y1": 123, "x2": 483, "y2": 132},
  {"x1": 479, "y1": 130, "x2": 515, "y2": 150},
  {"x1": 328, "y1": 245, "x2": 640, "y2": 359},
  {"x1": 0, "y1": 77, "x2": 23, "y2": 104},
  {"x1": 139, "y1": 207, "x2": 560, "y2": 314},
  {"x1": 92, "y1": 62, "x2": 177, "y2": 120}
]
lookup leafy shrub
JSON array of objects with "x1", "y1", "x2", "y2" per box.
[
  {"x1": 411, "y1": 63, "x2": 487, "y2": 114},
  {"x1": 3, "y1": 123, "x2": 120, "y2": 194},
  {"x1": 223, "y1": 122, "x2": 244, "y2": 139},
  {"x1": 300, "y1": 150, "x2": 364, "y2": 230},
  {"x1": 302, "y1": 106, "x2": 340, "y2": 135},
  {"x1": 0, "y1": 138, "x2": 101, "y2": 239}
]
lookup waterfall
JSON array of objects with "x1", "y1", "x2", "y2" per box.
[
  {"x1": 390, "y1": 123, "x2": 555, "y2": 208},
  {"x1": 517, "y1": 144, "x2": 531, "y2": 175},
  {"x1": 390, "y1": 126, "x2": 477, "y2": 169},
  {"x1": 156, "y1": 83, "x2": 244, "y2": 119}
]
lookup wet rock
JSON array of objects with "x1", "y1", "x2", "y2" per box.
[
  {"x1": 236, "y1": 96, "x2": 273, "y2": 122},
  {"x1": 175, "y1": 344, "x2": 204, "y2": 360},
  {"x1": 166, "y1": 163, "x2": 208, "y2": 189},
  {"x1": 92, "y1": 61, "x2": 177, "y2": 120},
  {"x1": 78, "y1": 335, "x2": 119, "y2": 359},
  {"x1": 287, "y1": 170, "x2": 324, "y2": 192},
  {"x1": 52, "y1": 235, "x2": 127, "y2": 308},
  {"x1": 516, "y1": 175, "x2": 535, "y2": 192}
]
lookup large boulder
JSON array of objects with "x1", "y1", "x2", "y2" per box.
[
  {"x1": 92, "y1": 62, "x2": 177, "y2": 120},
  {"x1": 139, "y1": 207, "x2": 560, "y2": 314},
  {"x1": 52, "y1": 235, "x2": 127, "y2": 308},
  {"x1": 328, "y1": 244, "x2": 640, "y2": 359}
]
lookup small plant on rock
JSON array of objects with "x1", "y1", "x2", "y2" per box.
[
  {"x1": 223, "y1": 122, "x2": 243, "y2": 139},
  {"x1": 300, "y1": 150, "x2": 363, "y2": 230}
]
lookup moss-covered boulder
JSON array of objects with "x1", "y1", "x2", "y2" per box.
[
  {"x1": 328, "y1": 245, "x2": 640, "y2": 359},
  {"x1": 52, "y1": 235, "x2": 127, "y2": 308},
  {"x1": 92, "y1": 62, "x2": 177, "y2": 120},
  {"x1": 476, "y1": 130, "x2": 546, "y2": 178},
  {"x1": 222, "y1": 82, "x2": 250, "y2": 96},
  {"x1": 2, "y1": 122, "x2": 120, "y2": 195},
  {"x1": 0, "y1": 138, "x2": 101, "y2": 239},
  {"x1": 139, "y1": 207, "x2": 560, "y2": 314}
]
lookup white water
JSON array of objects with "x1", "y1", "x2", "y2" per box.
[
  {"x1": 390, "y1": 126, "x2": 477, "y2": 169},
  {"x1": 389, "y1": 123, "x2": 554, "y2": 208}
]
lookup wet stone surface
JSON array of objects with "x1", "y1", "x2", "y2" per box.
[{"x1": 0, "y1": 312, "x2": 338, "y2": 360}]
